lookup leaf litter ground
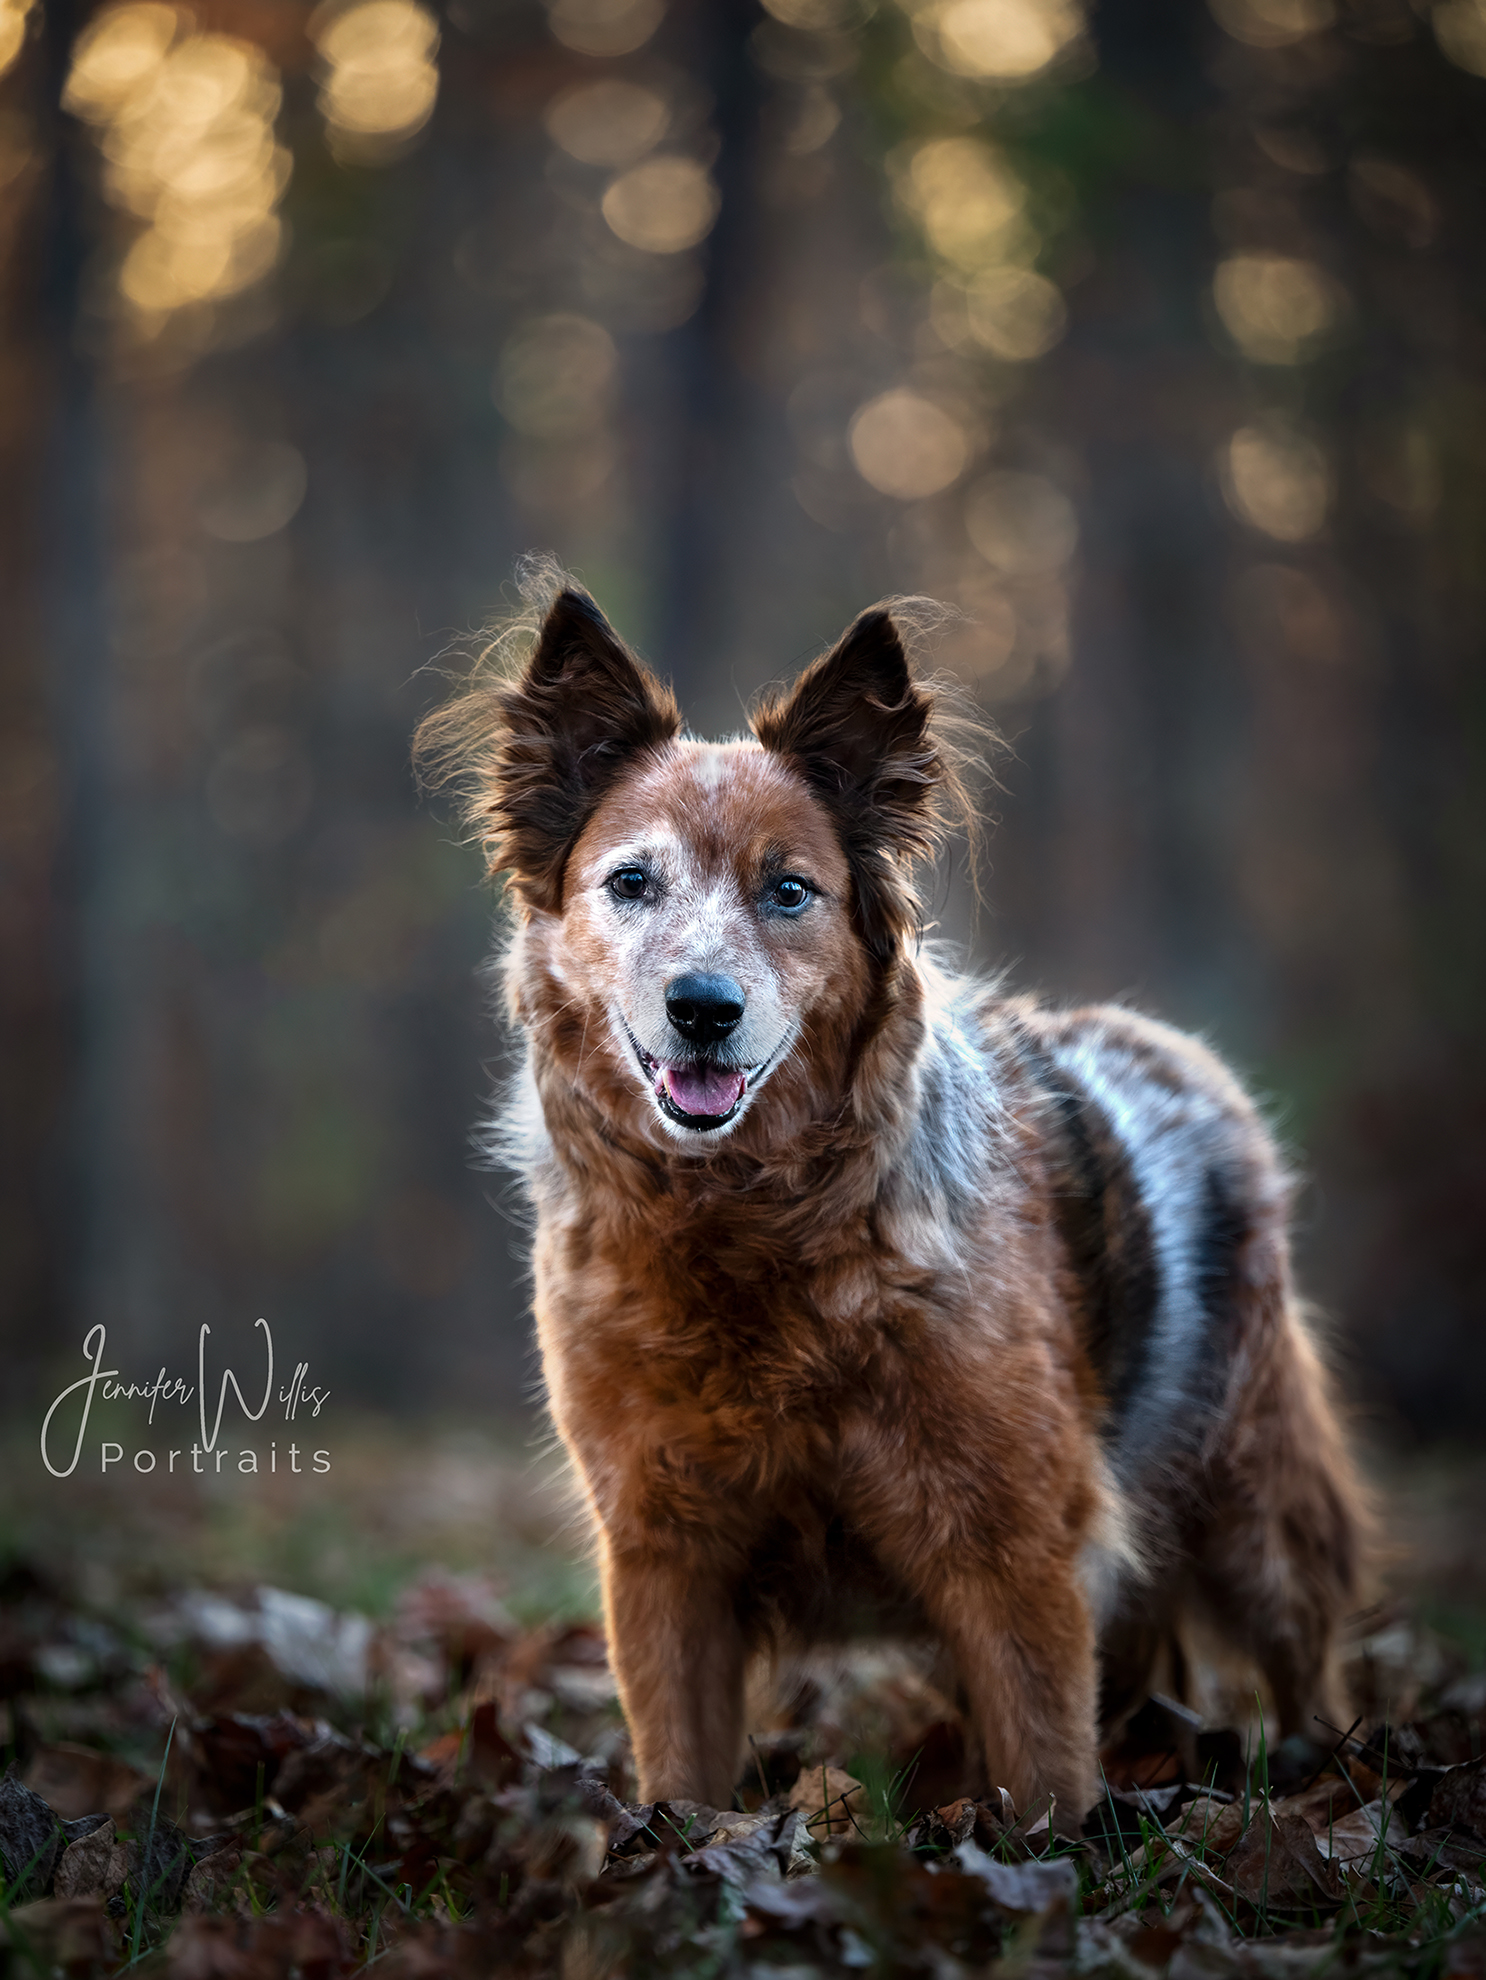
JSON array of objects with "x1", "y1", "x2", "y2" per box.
[{"x1": 3, "y1": 1421, "x2": 1486, "y2": 1977}]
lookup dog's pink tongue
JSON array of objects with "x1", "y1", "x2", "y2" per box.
[{"x1": 662, "y1": 1064, "x2": 745, "y2": 1118}]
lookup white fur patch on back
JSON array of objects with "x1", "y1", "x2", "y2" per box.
[
  {"x1": 881, "y1": 959, "x2": 1013, "y2": 1271},
  {"x1": 1047, "y1": 1021, "x2": 1233, "y2": 1486}
]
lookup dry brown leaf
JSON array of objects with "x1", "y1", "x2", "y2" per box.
[
  {"x1": 52, "y1": 1819, "x2": 121, "y2": 1902},
  {"x1": 1316, "y1": 1802, "x2": 1396, "y2": 1868},
  {"x1": 1278, "y1": 1781, "x2": 1404, "y2": 1870},
  {"x1": 1167, "y1": 1793, "x2": 1247, "y2": 1856},
  {"x1": 953, "y1": 1840, "x2": 1079, "y2": 1916},
  {"x1": 1098, "y1": 1831, "x2": 1238, "y2": 1918},
  {"x1": 182, "y1": 1846, "x2": 246, "y2": 1914},
  {"x1": 931, "y1": 1796, "x2": 978, "y2": 1844},
  {"x1": 787, "y1": 1764, "x2": 867, "y2": 1838},
  {"x1": 1225, "y1": 1801, "x2": 1344, "y2": 1908}
]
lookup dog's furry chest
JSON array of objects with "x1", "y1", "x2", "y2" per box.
[{"x1": 535, "y1": 1196, "x2": 926, "y2": 1430}]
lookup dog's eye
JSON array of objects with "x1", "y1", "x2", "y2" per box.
[
  {"x1": 608, "y1": 868, "x2": 649, "y2": 902},
  {"x1": 770, "y1": 877, "x2": 811, "y2": 913}
]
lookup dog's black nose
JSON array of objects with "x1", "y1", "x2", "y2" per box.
[{"x1": 665, "y1": 973, "x2": 745, "y2": 1046}]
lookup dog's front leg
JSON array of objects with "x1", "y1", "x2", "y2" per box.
[
  {"x1": 922, "y1": 1562, "x2": 1099, "y2": 1828},
  {"x1": 599, "y1": 1531, "x2": 745, "y2": 1808},
  {"x1": 843, "y1": 1433, "x2": 1099, "y2": 1825}
]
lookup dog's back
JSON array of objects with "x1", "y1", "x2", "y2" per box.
[
  {"x1": 1003, "y1": 1001, "x2": 1284, "y2": 1491},
  {"x1": 986, "y1": 998, "x2": 1361, "y2": 1737}
]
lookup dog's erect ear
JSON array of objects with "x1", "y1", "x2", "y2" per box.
[
  {"x1": 433, "y1": 586, "x2": 680, "y2": 912},
  {"x1": 753, "y1": 608, "x2": 944, "y2": 959}
]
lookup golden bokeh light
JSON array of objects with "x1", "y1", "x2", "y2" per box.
[
  {"x1": 0, "y1": 0, "x2": 35, "y2": 79},
  {"x1": 544, "y1": 79, "x2": 669, "y2": 168},
  {"x1": 893, "y1": 137, "x2": 1026, "y2": 271},
  {"x1": 760, "y1": 0, "x2": 859, "y2": 23},
  {"x1": 65, "y1": 10, "x2": 292, "y2": 324},
  {"x1": 917, "y1": 0, "x2": 1084, "y2": 81},
  {"x1": 61, "y1": 3, "x2": 177, "y2": 120},
  {"x1": 120, "y1": 213, "x2": 282, "y2": 311},
  {"x1": 496, "y1": 314, "x2": 618, "y2": 439},
  {"x1": 848, "y1": 389, "x2": 970, "y2": 500},
  {"x1": 601, "y1": 156, "x2": 720, "y2": 255},
  {"x1": 1207, "y1": 0, "x2": 1333, "y2": 46},
  {"x1": 1222, "y1": 422, "x2": 1331, "y2": 541},
  {"x1": 316, "y1": 0, "x2": 438, "y2": 66},
  {"x1": 545, "y1": 0, "x2": 665, "y2": 58},
  {"x1": 961, "y1": 266, "x2": 1066, "y2": 361},
  {"x1": 965, "y1": 470, "x2": 1078, "y2": 574},
  {"x1": 1432, "y1": 0, "x2": 1486, "y2": 78},
  {"x1": 310, "y1": 0, "x2": 439, "y2": 159},
  {"x1": 1212, "y1": 253, "x2": 1347, "y2": 364}
]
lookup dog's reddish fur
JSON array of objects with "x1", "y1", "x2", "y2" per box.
[{"x1": 418, "y1": 575, "x2": 1365, "y2": 1825}]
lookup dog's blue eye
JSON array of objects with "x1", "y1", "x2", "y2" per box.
[
  {"x1": 608, "y1": 868, "x2": 648, "y2": 902},
  {"x1": 771, "y1": 877, "x2": 811, "y2": 913}
]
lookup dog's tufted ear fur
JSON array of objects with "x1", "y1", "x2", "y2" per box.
[
  {"x1": 752, "y1": 608, "x2": 947, "y2": 962},
  {"x1": 419, "y1": 585, "x2": 680, "y2": 912}
]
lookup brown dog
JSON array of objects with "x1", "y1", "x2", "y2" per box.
[{"x1": 418, "y1": 572, "x2": 1364, "y2": 1825}]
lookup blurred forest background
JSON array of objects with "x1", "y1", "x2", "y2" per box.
[{"x1": 2, "y1": 0, "x2": 1484, "y2": 1441}]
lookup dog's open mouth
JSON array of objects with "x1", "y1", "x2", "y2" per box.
[
  {"x1": 642, "y1": 1047, "x2": 744, "y2": 1128},
  {"x1": 656, "y1": 1061, "x2": 746, "y2": 1129},
  {"x1": 625, "y1": 1028, "x2": 747, "y2": 1130}
]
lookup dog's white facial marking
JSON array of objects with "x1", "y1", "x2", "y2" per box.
[
  {"x1": 599, "y1": 849, "x2": 796, "y2": 1140},
  {"x1": 553, "y1": 740, "x2": 858, "y2": 1150},
  {"x1": 670, "y1": 884, "x2": 746, "y2": 976}
]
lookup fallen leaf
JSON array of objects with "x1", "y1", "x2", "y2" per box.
[
  {"x1": 522, "y1": 1722, "x2": 584, "y2": 1771},
  {"x1": 931, "y1": 1796, "x2": 978, "y2": 1844},
  {"x1": 0, "y1": 1770, "x2": 64, "y2": 1899},
  {"x1": 1166, "y1": 1792, "x2": 1247, "y2": 1856},
  {"x1": 787, "y1": 1765, "x2": 867, "y2": 1838},
  {"x1": 53, "y1": 1819, "x2": 120, "y2": 1902},
  {"x1": 952, "y1": 1840, "x2": 1079, "y2": 1915},
  {"x1": 126, "y1": 1816, "x2": 197, "y2": 1913},
  {"x1": 255, "y1": 1587, "x2": 373, "y2": 1700},
  {"x1": 1225, "y1": 1801, "x2": 1344, "y2": 1908},
  {"x1": 680, "y1": 1808, "x2": 805, "y2": 1887},
  {"x1": 601, "y1": 1797, "x2": 656, "y2": 1853},
  {"x1": 181, "y1": 1845, "x2": 244, "y2": 1914},
  {"x1": 1308, "y1": 1799, "x2": 1398, "y2": 1867}
]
